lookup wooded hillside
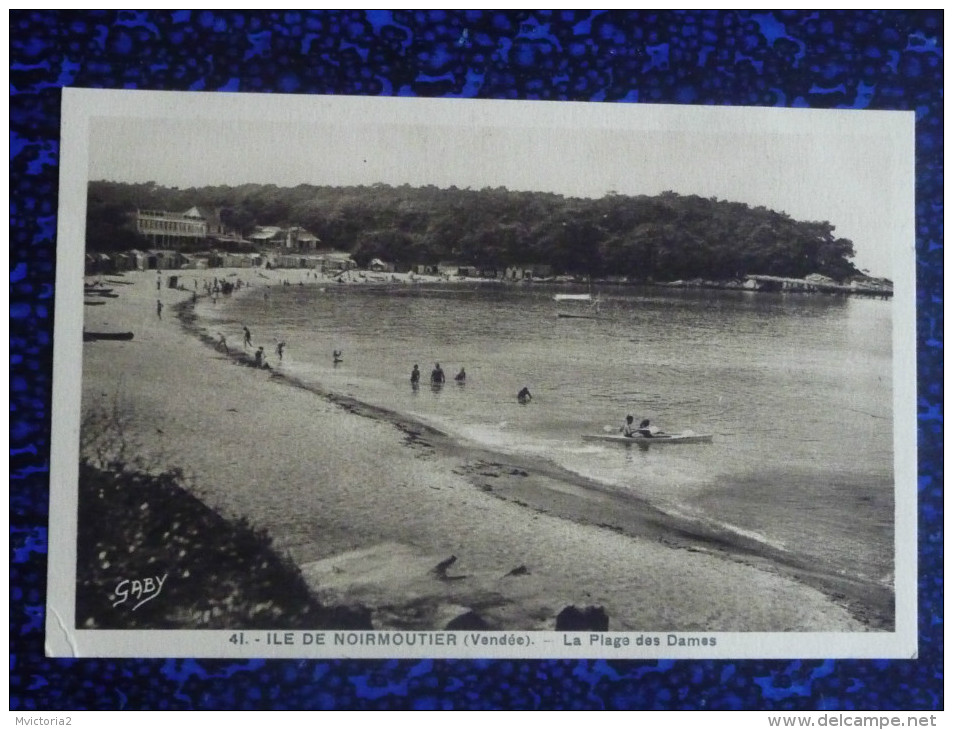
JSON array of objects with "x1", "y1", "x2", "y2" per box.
[{"x1": 86, "y1": 180, "x2": 860, "y2": 281}]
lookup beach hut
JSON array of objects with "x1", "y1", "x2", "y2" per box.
[
  {"x1": 273, "y1": 254, "x2": 321, "y2": 269},
  {"x1": 438, "y1": 261, "x2": 476, "y2": 277},
  {"x1": 95, "y1": 253, "x2": 113, "y2": 273},
  {"x1": 166, "y1": 251, "x2": 188, "y2": 269},
  {"x1": 221, "y1": 253, "x2": 261, "y2": 268},
  {"x1": 85, "y1": 254, "x2": 102, "y2": 276},
  {"x1": 185, "y1": 254, "x2": 212, "y2": 269},
  {"x1": 505, "y1": 263, "x2": 553, "y2": 280},
  {"x1": 368, "y1": 258, "x2": 395, "y2": 273},
  {"x1": 114, "y1": 250, "x2": 144, "y2": 271},
  {"x1": 146, "y1": 250, "x2": 186, "y2": 270},
  {"x1": 321, "y1": 252, "x2": 357, "y2": 273}
]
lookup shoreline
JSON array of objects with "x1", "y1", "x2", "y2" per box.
[
  {"x1": 178, "y1": 294, "x2": 894, "y2": 631},
  {"x1": 92, "y1": 261, "x2": 894, "y2": 299},
  {"x1": 79, "y1": 268, "x2": 890, "y2": 632}
]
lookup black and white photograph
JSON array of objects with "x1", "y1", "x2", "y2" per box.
[{"x1": 47, "y1": 89, "x2": 916, "y2": 659}]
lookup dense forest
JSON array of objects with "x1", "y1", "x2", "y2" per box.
[{"x1": 86, "y1": 180, "x2": 861, "y2": 282}]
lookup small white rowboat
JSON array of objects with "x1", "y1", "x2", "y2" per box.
[{"x1": 582, "y1": 433, "x2": 713, "y2": 445}]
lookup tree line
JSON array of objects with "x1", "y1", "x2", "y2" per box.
[{"x1": 86, "y1": 180, "x2": 860, "y2": 282}]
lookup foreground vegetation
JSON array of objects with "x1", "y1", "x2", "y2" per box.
[
  {"x1": 87, "y1": 181, "x2": 861, "y2": 282},
  {"x1": 76, "y1": 460, "x2": 372, "y2": 630}
]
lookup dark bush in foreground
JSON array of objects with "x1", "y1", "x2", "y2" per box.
[{"x1": 76, "y1": 462, "x2": 372, "y2": 630}]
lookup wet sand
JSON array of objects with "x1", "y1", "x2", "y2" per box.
[{"x1": 78, "y1": 268, "x2": 878, "y2": 631}]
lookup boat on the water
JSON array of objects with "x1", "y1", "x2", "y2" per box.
[
  {"x1": 554, "y1": 293, "x2": 602, "y2": 319},
  {"x1": 583, "y1": 432, "x2": 713, "y2": 445},
  {"x1": 83, "y1": 331, "x2": 134, "y2": 342}
]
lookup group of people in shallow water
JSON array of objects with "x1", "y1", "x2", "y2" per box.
[
  {"x1": 219, "y1": 325, "x2": 535, "y2": 404},
  {"x1": 216, "y1": 322, "x2": 344, "y2": 371},
  {"x1": 411, "y1": 362, "x2": 464, "y2": 385},
  {"x1": 212, "y1": 326, "x2": 289, "y2": 370},
  {"x1": 410, "y1": 363, "x2": 532, "y2": 404},
  {"x1": 620, "y1": 415, "x2": 664, "y2": 438}
]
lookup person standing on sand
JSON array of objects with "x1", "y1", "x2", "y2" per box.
[
  {"x1": 410, "y1": 364, "x2": 420, "y2": 385},
  {"x1": 276, "y1": 341, "x2": 285, "y2": 362},
  {"x1": 243, "y1": 326, "x2": 252, "y2": 349},
  {"x1": 217, "y1": 333, "x2": 228, "y2": 355},
  {"x1": 156, "y1": 299, "x2": 163, "y2": 319},
  {"x1": 255, "y1": 346, "x2": 265, "y2": 368}
]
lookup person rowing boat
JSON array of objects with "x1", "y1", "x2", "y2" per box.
[{"x1": 620, "y1": 415, "x2": 638, "y2": 437}]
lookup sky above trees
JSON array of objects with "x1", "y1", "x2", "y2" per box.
[{"x1": 77, "y1": 90, "x2": 913, "y2": 277}]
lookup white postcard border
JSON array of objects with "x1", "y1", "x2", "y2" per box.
[{"x1": 47, "y1": 88, "x2": 918, "y2": 660}]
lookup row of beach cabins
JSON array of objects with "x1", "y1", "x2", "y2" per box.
[
  {"x1": 85, "y1": 248, "x2": 556, "y2": 282},
  {"x1": 85, "y1": 252, "x2": 891, "y2": 296},
  {"x1": 85, "y1": 249, "x2": 361, "y2": 275}
]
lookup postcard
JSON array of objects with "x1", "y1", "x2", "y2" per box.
[{"x1": 47, "y1": 88, "x2": 916, "y2": 659}]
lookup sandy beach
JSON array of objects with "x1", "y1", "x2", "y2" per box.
[{"x1": 78, "y1": 267, "x2": 876, "y2": 632}]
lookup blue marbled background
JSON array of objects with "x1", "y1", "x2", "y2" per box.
[{"x1": 10, "y1": 10, "x2": 942, "y2": 710}]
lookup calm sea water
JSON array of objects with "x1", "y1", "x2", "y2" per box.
[{"x1": 199, "y1": 282, "x2": 894, "y2": 588}]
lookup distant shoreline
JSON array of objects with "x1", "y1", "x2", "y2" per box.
[{"x1": 98, "y1": 263, "x2": 894, "y2": 300}]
